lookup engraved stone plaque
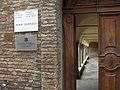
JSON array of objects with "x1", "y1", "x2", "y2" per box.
[{"x1": 15, "y1": 35, "x2": 37, "y2": 51}]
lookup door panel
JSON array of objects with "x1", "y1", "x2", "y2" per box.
[
  {"x1": 99, "y1": 15, "x2": 120, "y2": 56},
  {"x1": 99, "y1": 67, "x2": 117, "y2": 90},
  {"x1": 99, "y1": 14, "x2": 120, "y2": 90}
]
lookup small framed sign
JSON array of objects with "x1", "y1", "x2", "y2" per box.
[
  {"x1": 15, "y1": 34, "x2": 37, "y2": 51},
  {"x1": 14, "y1": 9, "x2": 38, "y2": 32}
]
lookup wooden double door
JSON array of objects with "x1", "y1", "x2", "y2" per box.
[{"x1": 63, "y1": 6, "x2": 120, "y2": 90}]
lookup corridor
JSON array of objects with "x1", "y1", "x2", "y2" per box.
[{"x1": 77, "y1": 57, "x2": 98, "y2": 90}]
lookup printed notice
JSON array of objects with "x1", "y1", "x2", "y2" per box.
[{"x1": 14, "y1": 9, "x2": 38, "y2": 32}]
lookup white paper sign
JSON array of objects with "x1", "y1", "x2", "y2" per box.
[{"x1": 14, "y1": 9, "x2": 38, "y2": 32}]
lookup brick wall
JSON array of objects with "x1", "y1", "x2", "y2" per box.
[{"x1": 0, "y1": 0, "x2": 62, "y2": 90}]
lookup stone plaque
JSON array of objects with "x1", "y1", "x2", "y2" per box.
[
  {"x1": 15, "y1": 35, "x2": 37, "y2": 51},
  {"x1": 14, "y1": 9, "x2": 38, "y2": 32}
]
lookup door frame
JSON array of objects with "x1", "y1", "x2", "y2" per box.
[
  {"x1": 62, "y1": 11, "x2": 98, "y2": 90},
  {"x1": 62, "y1": 4, "x2": 120, "y2": 90}
]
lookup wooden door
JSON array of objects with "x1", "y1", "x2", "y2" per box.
[
  {"x1": 99, "y1": 13, "x2": 120, "y2": 90},
  {"x1": 63, "y1": 1, "x2": 120, "y2": 89},
  {"x1": 63, "y1": 13, "x2": 120, "y2": 90}
]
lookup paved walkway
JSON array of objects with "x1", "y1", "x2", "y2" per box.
[{"x1": 77, "y1": 57, "x2": 98, "y2": 90}]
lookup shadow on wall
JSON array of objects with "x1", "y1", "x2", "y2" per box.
[{"x1": 88, "y1": 42, "x2": 98, "y2": 58}]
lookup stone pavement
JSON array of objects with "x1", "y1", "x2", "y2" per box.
[{"x1": 77, "y1": 57, "x2": 98, "y2": 90}]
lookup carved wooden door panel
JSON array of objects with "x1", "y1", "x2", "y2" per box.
[{"x1": 99, "y1": 14, "x2": 120, "y2": 90}]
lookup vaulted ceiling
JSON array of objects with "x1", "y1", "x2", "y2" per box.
[{"x1": 76, "y1": 14, "x2": 98, "y2": 45}]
